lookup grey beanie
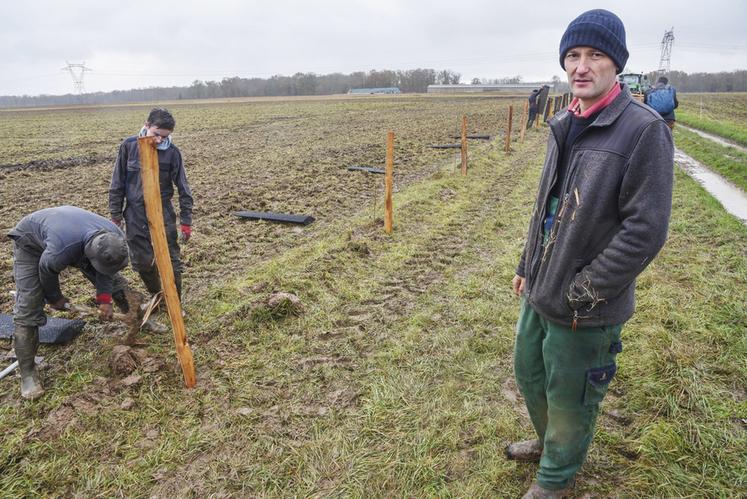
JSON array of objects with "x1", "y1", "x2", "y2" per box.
[{"x1": 559, "y1": 9, "x2": 628, "y2": 73}]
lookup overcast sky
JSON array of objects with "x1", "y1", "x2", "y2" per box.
[{"x1": 1, "y1": 0, "x2": 746, "y2": 96}]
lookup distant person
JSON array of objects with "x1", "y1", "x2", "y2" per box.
[
  {"x1": 527, "y1": 88, "x2": 541, "y2": 127},
  {"x1": 508, "y1": 9, "x2": 673, "y2": 498},
  {"x1": 109, "y1": 108, "x2": 193, "y2": 302},
  {"x1": 8, "y1": 206, "x2": 130, "y2": 400},
  {"x1": 645, "y1": 76, "x2": 678, "y2": 128},
  {"x1": 537, "y1": 85, "x2": 551, "y2": 122}
]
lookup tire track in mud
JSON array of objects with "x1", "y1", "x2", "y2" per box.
[{"x1": 332, "y1": 147, "x2": 526, "y2": 338}]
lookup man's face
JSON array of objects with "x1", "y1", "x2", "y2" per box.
[
  {"x1": 144, "y1": 124, "x2": 173, "y2": 144},
  {"x1": 564, "y1": 46, "x2": 618, "y2": 107}
]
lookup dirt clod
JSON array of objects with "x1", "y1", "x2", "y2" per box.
[
  {"x1": 111, "y1": 345, "x2": 139, "y2": 376},
  {"x1": 120, "y1": 398, "x2": 136, "y2": 410},
  {"x1": 266, "y1": 292, "x2": 304, "y2": 315},
  {"x1": 121, "y1": 374, "x2": 142, "y2": 387}
]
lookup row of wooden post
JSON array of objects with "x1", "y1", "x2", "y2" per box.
[
  {"x1": 383, "y1": 92, "x2": 570, "y2": 234},
  {"x1": 138, "y1": 91, "x2": 568, "y2": 388}
]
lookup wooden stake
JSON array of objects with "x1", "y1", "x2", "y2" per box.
[
  {"x1": 137, "y1": 136, "x2": 196, "y2": 388},
  {"x1": 520, "y1": 99, "x2": 528, "y2": 144},
  {"x1": 460, "y1": 116, "x2": 468, "y2": 175},
  {"x1": 384, "y1": 131, "x2": 394, "y2": 234},
  {"x1": 505, "y1": 105, "x2": 513, "y2": 153}
]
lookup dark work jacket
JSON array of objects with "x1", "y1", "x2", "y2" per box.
[
  {"x1": 516, "y1": 85, "x2": 674, "y2": 327},
  {"x1": 108, "y1": 137, "x2": 193, "y2": 240},
  {"x1": 7, "y1": 206, "x2": 124, "y2": 302}
]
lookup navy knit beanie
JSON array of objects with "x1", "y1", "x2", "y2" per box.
[{"x1": 559, "y1": 9, "x2": 628, "y2": 73}]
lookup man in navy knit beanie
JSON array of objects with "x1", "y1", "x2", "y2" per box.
[{"x1": 507, "y1": 9, "x2": 674, "y2": 498}]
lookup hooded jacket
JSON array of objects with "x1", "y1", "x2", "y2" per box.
[{"x1": 516, "y1": 85, "x2": 674, "y2": 328}]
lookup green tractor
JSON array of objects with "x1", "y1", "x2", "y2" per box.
[{"x1": 618, "y1": 73, "x2": 651, "y2": 102}]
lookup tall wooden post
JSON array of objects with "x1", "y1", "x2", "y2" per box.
[
  {"x1": 137, "y1": 137, "x2": 196, "y2": 388},
  {"x1": 384, "y1": 131, "x2": 394, "y2": 234},
  {"x1": 520, "y1": 99, "x2": 528, "y2": 144},
  {"x1": 460, "y1": 116, "x2": 468, "y2": 175},
  {"x1": 505, "y1": 105, "x2": 513, "y2": 153}
]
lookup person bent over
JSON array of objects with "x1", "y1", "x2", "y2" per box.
[
  {"x1": 109, "y1": 107, "x2": 193, "y2": 301},
  {"x1": 508, "y1": 9, "x2": 673, "y2": 498},
  {"x1": 8, "y1": 206, "x2": 130, "y2": 400}
]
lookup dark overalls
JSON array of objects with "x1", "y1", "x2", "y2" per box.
[{"x1": 109, "y1": 137, "x2": 193, "y2": 297}]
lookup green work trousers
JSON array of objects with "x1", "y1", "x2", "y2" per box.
[{"x1": 514, "y1": 299, "x2": 623, "y2": 490}]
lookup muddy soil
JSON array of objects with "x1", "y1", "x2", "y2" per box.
[{"x1": 0, "y1": 94, "x2": 520, "y2": 315}]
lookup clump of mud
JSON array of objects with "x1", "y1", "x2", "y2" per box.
[
  {"x1": 111, "y1": 345, "x2": 139, "y2": 376},
  {"x1": 266, "y1": 292, "x2": 304, "y2": 316}
]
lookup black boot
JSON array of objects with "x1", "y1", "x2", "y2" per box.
[
  {"x1": 13, "y1": 325, "x2": 44, "y2": 400},
  {"x1": 138, "y1": 268, "x2": 162, "y2": 295},
  {"x1": 112, "y1": 289, "x2": 130, "y2": 314},
  {"x1": 174, "y1": 271, "x2": 183, "y2": 301}
]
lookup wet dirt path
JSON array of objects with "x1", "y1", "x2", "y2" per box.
[
  {"x1": 674, "y1": 148, "x2": 747, "y2": 224},
  {"x1": 679, "y1": 124, "x2": 747, "y2": 154}
]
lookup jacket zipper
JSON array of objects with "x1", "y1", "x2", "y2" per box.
[{"x1": 525, "y1": 125, "x2": 562, "y2": 298}]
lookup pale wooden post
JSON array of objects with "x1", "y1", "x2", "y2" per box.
[
  {"x1": 138, "y1": 136, "x2": 196, "y2": 388},
  {"x1": 384, "y1": 131, "x2": 394, "y2": 234},
  {"x1": 505, "y1": 105, "x2": 513, "y2": 153},
  {"x1": 548, "y1": 96, "x2": 555, "y2": 118},
  {"x1": 520, "y1": 99, "x2": 528, "y2": 144},
  {"x1": 460, "y1": 116, "x2": 468, "y2": 175}
]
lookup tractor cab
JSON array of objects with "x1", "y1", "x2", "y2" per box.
[{"x1": 619, "y1": 73, "x2": 651, "y2": 102}]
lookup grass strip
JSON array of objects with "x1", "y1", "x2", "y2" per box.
[
  {"x1": 1, "y1": 130, "x2": 745, "y2": 497},
  {"x1": 674, "y1": 126, "x2": 747, "y2": 191},
  {"x1": 677, "y1": 111, "x2": 747, "y2": 148}
]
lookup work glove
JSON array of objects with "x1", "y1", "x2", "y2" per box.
[
  {"x1": 180, "y1": 224, "x2": 192, "y2": 242},
  {"x1": 97, "y1": 303, "x2": 114, "y2": 321},
  {"x1": 48, "y1": 296, "x2": 70, "y2": 311}
]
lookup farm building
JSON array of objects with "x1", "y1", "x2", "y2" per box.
[
  {"x1": 348, "y1": 87, "x2": 401, "y2": 95},
  {"x1": 427, "y1": 83, "x2": 543, "y2": 94}
]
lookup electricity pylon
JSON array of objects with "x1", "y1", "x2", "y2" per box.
[
  {"x1": 61, "y1": 61, "x2": 92, "y2": 94},
  {"x1": 658, "y1": 28, "x2": 674, "y2": 75}
]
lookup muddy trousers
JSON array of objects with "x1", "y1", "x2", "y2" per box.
[
  {"x1": 513, "y1": 299, "x2": 623, "y2": 490},
  {"x1": 126, "y1": 224, "x2": 183, "y2": 300}
]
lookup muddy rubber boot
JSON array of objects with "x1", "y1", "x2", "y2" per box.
[
  {"x1": 505, "y1": 439, "x2": 543, "y2": 462},
  {"x1": 13, "y1": 325, "x2": 44, "y2": 400},
  {"x1": 138, "y1": 268, "x2": 162, "y2": 295},
  {"x1": 521, "y1": 481, "x2": 573, "y2": 499}
]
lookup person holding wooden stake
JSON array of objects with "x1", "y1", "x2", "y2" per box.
[
  {"x1": 8, "y1": 206, "x2": 130, "y2": 400},
  {"x1": 109, "y1": 108, "x2": 193, "y2": 303},
  {"x1": 509, "y1": 9, "x2": 674, "y2": 498}
]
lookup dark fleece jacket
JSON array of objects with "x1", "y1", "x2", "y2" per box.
[{"x1": 517, "y1": 84, "x2": 674, "y2": 328}]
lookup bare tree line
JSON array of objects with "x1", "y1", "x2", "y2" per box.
[
  {"x1": 0, "y1": 68, "x2": 461, "y2": 108},
  {"x1": 650, "y1": 70, "x2": 747, "y2": 93},
  {"x1": 1, "y1": 69, "x2": 745, "y2": 109}
]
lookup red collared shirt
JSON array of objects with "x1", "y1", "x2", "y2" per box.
[{"x1": 567, "y1": 83, "x2": 621, "y2": 118}]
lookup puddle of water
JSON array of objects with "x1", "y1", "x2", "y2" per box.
[
  {"x1": 674, "y1": 148, "x2": 747, "y2": 225},
  {"x1": 679, "y1": 125, "x2": 747, "y2": 154}
]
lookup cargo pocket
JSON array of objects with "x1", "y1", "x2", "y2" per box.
[{"x1": 583, "y1": 363, "x2": 617, "y2": 405}]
